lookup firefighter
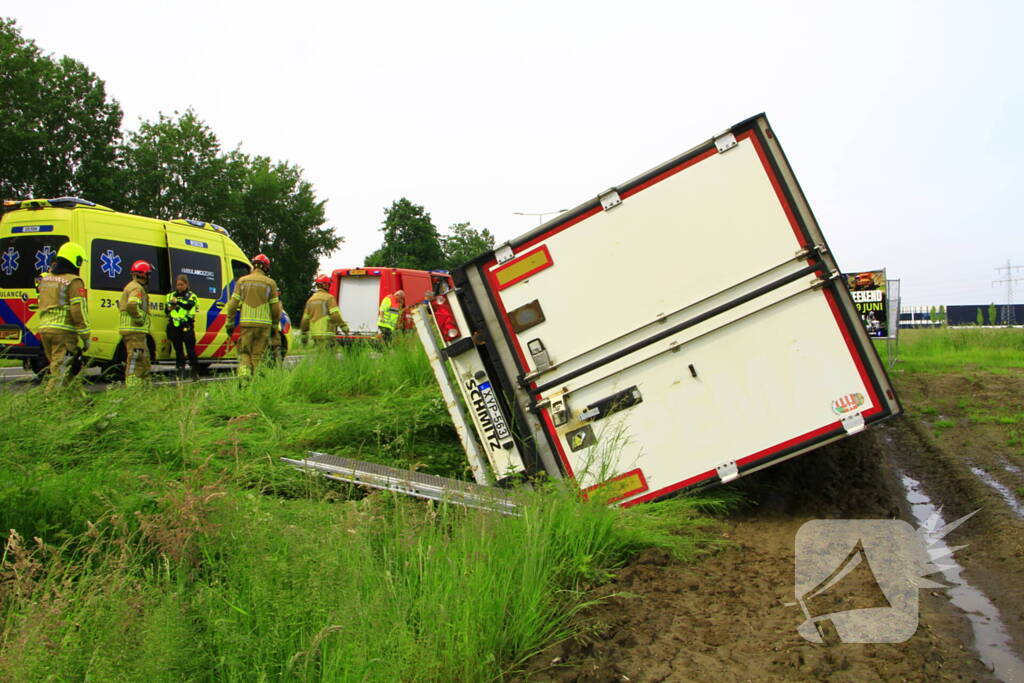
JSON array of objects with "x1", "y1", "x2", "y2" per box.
[
  {"x1": 300, "y1": 275, "x2": 348, "y2": 346},
  {"x1": 36, "y1": 242, "x2": 90, "y2": 392},
  {"x1": 223, "y1": 253, "x2": 282, "y2": 378},
  {"x1": 377, "y1": 289, "x2": 405, "y2": 343},
  {"x1": 118, "y1": 260, "x2": 153, "y2": 387},
  {"x1": 167, "y1": 273, "x2": 200, "y2": 380}
]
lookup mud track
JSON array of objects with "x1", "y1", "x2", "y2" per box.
[{"x1": 520, "y1": 373, "x2": 1024, "y2": 682}]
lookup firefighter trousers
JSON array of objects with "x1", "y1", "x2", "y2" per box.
[
  {"x1": 122, "y1": 333, "x2": 150, "y2": 387},
  {"x1": 40, "y1": 329, "x2": 80, "y2": 393},
  {"x1": 237, "y1": 326, "x2": 270, "y2": 377}
]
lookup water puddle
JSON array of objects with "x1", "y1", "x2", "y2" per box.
[
  {"x1": 900, "y1": 474, "x2": 1024, "y2": 682},
  {"x1": 970, "y1": 467, "x2": 1024, "y2": 519}
]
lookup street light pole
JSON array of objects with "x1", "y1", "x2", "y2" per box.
[{"x1": 513, "y1": 209, "x2": 568, "y2": 226}]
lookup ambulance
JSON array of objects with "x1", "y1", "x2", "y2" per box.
[
  {"x1": 329, "y1": 267, "x2": 453, "y2": 341},
  {"x1": 0, "y1": 197, "x2": 291, "y2": 376}
]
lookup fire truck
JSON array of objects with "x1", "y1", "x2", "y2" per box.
[
  {"x1": 329, "y1": 267, "x2": 452, "y2": 341},
  {"x1": 287, "y1": 114, "x2": 901, "y2": 510}
]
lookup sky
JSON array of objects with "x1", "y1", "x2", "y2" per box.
[{"x1": 5, "y1": 0, "x2": 1022, "y2": 306}]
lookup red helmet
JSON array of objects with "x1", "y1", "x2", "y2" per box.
[
  {"x1": 252, "y1": 253, "x2": 271, "y2": 271},
  {"x1": 314, "y1": 274, "x2": 330, "y2": 289},
  {"x1": 131, "y1": 260, "x2": 154, "y2": 274}
]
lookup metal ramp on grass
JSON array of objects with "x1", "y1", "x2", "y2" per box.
[{"x1": 281, "y1": 452, "x2": 519, "y2": 515}]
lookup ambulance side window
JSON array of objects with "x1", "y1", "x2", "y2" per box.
[
  {"x1": 231, "y1": 260, "x2": 250, "y2": 281},
  {"x1": 0, "y1": 235, "x2": 68, "y2": 289},
  {"x1": 90, "y1": 239, "x2": 171, "y2": 294},
  {"x1": 170, "y1": 248, "x2": 222, "y2": 298}
]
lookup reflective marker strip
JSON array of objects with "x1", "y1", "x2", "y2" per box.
[
  {"x1": 492, "y1": 245, "x2": 553, "y2": 289},
  {"x1": 582, "y1": 468, "x2": 649, "y2": 504}
]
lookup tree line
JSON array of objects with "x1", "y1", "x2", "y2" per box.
[{"x1": 1, "y1": 18, "x2": 495, "y2": 318}]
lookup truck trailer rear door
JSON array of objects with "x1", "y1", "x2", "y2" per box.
[{"x1": 454, "y1": 114, "x2": 900, "y2": 505}]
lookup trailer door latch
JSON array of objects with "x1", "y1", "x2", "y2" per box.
[
  {"x1": 579, "y1": 386, "x2": 642, "y2": 422},
  {"x1": 715, "y1": 461, "x2": 739, "y2": 483}
]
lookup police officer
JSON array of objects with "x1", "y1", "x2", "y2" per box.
[
  {"x1": 167, "y1": 273, "x2": 200, "y2": 380},
  {"x1": 377, "y1": 289, "x2": 405, "y2": 343},
  {"x1": 119, "y1": 260, "x2": 153, "y2": 387},
  {"x1": 36, "y1": 242, "x2": 90, "y2": 392},
  {"x1": 223, "y1": 253, "x2": 282, "y2": 378},
  {"x1": 300, "y1": 275, "x2": 348, "y2": 346}
]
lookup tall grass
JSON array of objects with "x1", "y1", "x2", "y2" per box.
[
  {"x1": 878, "y1": 327, "x2": 1024, "y2": 373},
  {"x1": 0, "y1": 333, "x2": 728, "y2": 680}
]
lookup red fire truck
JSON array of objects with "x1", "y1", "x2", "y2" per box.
[{"x1": 329, "y1": 267, "x2": 453, "y2": 340}]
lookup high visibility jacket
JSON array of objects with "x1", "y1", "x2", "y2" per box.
[
  {"x1": 301, "y1": 289, "x2": 346, "y2": 337},
  {"x1": 167, "y1": 289, "x2": 199, "y2": 327},
  {"x1": 118, "y1": 278, "x2": 150, "y2": 335},
  {"x1": 378, "y1": 294, "x2": 400, "y2": 330},
  {"x1": 38, "y1": 272, "x2": 90, "y2": 336},
  {"x1": 223, "y1": 269, "x2": 282, "y2": 328}
]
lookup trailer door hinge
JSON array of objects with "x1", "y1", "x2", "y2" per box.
[
  {"x1": 495, "y1": 243, "x2": 514, "y2": 264},
  {"x1": 715, "y1": 460, "x2": 739, "y2": 483},
  {"x1": 841, "y1": 412, "x2": 866, "y2": 435},
  {"x1": 714, "y1": 131, "x2": 738, "y2": 154},
  {"x1": 598, "y1": 188, "x2": 621, "y2": 211}
]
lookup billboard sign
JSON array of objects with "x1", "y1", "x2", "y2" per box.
[{"x1": 845, "y1": 270, "x2": 890, "y2": 338}]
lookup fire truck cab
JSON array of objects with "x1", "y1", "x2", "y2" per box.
[{"x1": 329, "y1": 267, "x2": 452, "y2": 341}]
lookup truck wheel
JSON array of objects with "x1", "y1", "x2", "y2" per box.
[{"x1": 101, "y1": 342, "x2": 127, "y2": 382}]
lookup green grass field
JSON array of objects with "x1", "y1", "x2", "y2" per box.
[
  {"x1": 0, "y1": 335, "x2": 727, "y2": 680},
  {"x1": 878, "y1": 327, "x2": 1024, "y2": 374}
]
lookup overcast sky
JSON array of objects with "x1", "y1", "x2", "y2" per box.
[{"x1": 6, "y1": 0, "x2": 1022, "y2": 305}]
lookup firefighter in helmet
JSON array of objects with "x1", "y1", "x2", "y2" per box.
[
  {"x1": 223, "y1": 253, "x2": 282, "y2": 378},
  {"x1": 118, "y1": 259, "x2": 154, "y2": 387},
  {"x1": 377, "y1": 289, "x2": 405, "y2": 343},
  {"x1": 36, "y1": 242, "x2": 90, "y2": 392},
  {"x1": 300, "y1": 275, "x2": 348, "y2": 346}
]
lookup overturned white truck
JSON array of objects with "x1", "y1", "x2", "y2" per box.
[{"x1": 288, "y1": 113, "x2": 901, "y2": 508}]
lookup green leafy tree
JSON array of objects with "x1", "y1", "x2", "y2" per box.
[
  {"x1": 440, "y1": 222, "x2": 495, "y2": 270},
  {"x1": 365, "y1": 198, "x2": 444, "y2": 270},
  {"x1": 122, "y1": 109, "x2": 232, "y2": 220},
  {"x1": 988, "y1": 302, "x2": 998, "y2": 326},
  {"x1": 939, "y1": 305, "x2": 947, "y2": 325},
  {"x1": 122, "y1": 110, "x2": 340, "y2": 319},
  {"x1": 0, "y1": 18, "x2": 123, "y2": 204},
  {"x1": 223, "y1": 153, "x2": 341, "y2": 317},
  {"x1": 976, "y1": 307, "x2": 984, "y2": 326},
  {"x1": 928, "y1": 305, "x2": 937, "y2": 323}
]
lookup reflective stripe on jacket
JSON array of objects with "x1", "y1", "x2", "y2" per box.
[
  {"x1": 223, "y1": 270, "x2": 281, "y2": 328},
  {"x1": 167, "y1": 290, "x2": 199, "y2": 327},
  {"x1": 378, "y1": 295, "x2": 400, "y2": 330},
  {"x1": 301, "y1": 290, "x2": 344, "y2": 337},
  {"x1": 118, "y1": 279, "x2": 150, "y2": 334},
  {"x1": 38, "y1": 273, "x2": 90, "y2": 335}
]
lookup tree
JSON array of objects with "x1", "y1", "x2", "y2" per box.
[
  {"x1": 440, "y1": 222, "x2": 495, "y2": 270},
  {"x1": 122, "y1": 110, "x2": 341, "y2": 319},
  {"x1": 939, "y1": 305, "x2": 947, "y2": 325},
  {"x1": 988, "y1": 302, "x2": 998, "y2": 326},
  {"x1": 121, "y1": 109, "x2": 232, "y2": 220},
  {"x1": 929, "y1": 305, "x2": 937, "y2": 323},
  {"x1": 223, "y1": 153, "x2": 341, "y2": 317},
  {"x1": 364, "y1": 198, "x2": 444, "y2": 270},
  {"x1": 0, "y1": 18, "x2": 123, "y2": 204},
  {"x1": 976, "y1": 308, "x2": 984, "y2": 326}
]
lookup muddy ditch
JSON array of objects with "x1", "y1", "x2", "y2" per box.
[{"x1": 517, "y1": 414, "x2": 1024, "y2": 682}]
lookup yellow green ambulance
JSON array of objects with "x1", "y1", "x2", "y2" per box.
[{"x1": 0, "y1": 197, "x2": 291, "y2": 375}]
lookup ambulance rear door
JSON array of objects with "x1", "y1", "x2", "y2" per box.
[{"x1": 164, "y1": 221, "x2": 228, "y2": 357}]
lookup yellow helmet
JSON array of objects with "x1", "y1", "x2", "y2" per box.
[{"x1": 56, "y1": 241, "x2": 88, "y2": 269}]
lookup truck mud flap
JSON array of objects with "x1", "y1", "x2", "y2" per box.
[{"x1": 282, "y1": 452, "x2": 519, "y2": 515}]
